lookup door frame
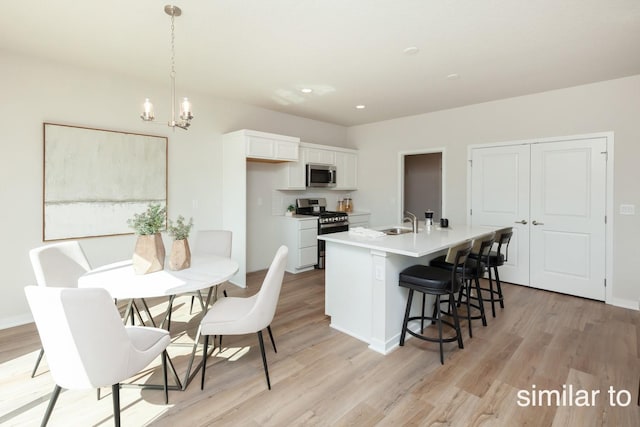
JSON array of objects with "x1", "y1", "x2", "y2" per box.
[
  {"x1": 466, "y1": 132, "x2": 615, "y2": 306},
  {"x1": 398, "y1": 148, "x2": 446, "y2": 224}
]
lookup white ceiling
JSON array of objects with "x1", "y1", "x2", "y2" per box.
[{"x1": 2, "y1": 0, "x2": 639, "y2": 126}]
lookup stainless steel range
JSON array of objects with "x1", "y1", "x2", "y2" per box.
[{"x1": 296, "y1": 198, "x2": 349, "y2": 269}]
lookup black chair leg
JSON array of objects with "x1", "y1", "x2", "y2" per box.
[
  {"x1": 465, "y1": 280, "x2": 473, "y2": 338},
  {"x1": 31, "y1": 348, "x2": 45, "y2": 378},
  {"x1": 420, "y1": 293, "x2": 426, "y2": 333},
  {"x1": 257, "y1": 331, "x2": 271, "y2": 390},
  {"x1": 474, "y1": 277, "x2": 488, "y2": 326},
  {"x1": 494, "y1": 266, "x2": 505, "y2": 308},
  {"x1": 435, "y1": 295, "x2": 444, "y2": 365},
  {"x1": 112, "y1": 384, "x2": 121, "y2": 427},
  {"x1": 41, "y1": 384, "x2": 61, "y2": 427},
  {"x1": 162, "y1": 351, "x2": 168, "y2": 404},
  {"x1": 201, "y1": 335, "x2": 209, "y2": 390},
  {"x1": 450, "y1": 294, "x2": 464, "y2": 350},
  {"x1": 487, "y1": 267, "x2": 497, "y2": 317},
  {"x1": 399, "y1": 289, "x2": 414, "y2": 346},
  {"x1": 267, "y1": 325, "x2": 277, "y2": 353}
]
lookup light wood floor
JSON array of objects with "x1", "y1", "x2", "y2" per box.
[{"x1": 2, "y1": 269, "x2": 639, "y2": 426}]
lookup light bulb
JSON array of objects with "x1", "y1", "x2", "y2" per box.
[{"x1": 141, "y1": 98, "x2": 155, "y2": 121}]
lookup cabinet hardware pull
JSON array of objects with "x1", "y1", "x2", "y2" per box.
[
  {"x1": 532, "y1": 220, "x2": 544, "y2": 226},
  {"x1": 514, "y1": 220, "x2": 527, "y2": 224}
]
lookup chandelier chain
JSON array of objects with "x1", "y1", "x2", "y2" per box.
[{"x1": 170, "y1": 13, "x2": 176, "y2": 78}]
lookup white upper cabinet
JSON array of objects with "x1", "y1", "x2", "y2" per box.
[
  {"x1": 305, "y1": 147, "x2": 335, "y2": 165},
  {"x1": 334, "y1": 151, "x2": 357, "y2": 190},
  {"x1": 242, "y1": 130, "x2": 300, "y2": 161},
  {"x1": 277, "y1": 142, "x2": 358, "y2": 190}
]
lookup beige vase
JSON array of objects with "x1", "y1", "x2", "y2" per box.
[
  {"x1": 132, "y1": 233, "x2": 166, "y2": 274},
  {"x1": 169, "y1": 239, "x2": 191, "y2": 271}
]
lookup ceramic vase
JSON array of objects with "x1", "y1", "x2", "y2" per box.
[
  {"x1": 169, "y1": 239, "x2": 191, "y2": 271},
  {"x1": 132, "y1": 233, "x2": 165, "y2": 274}
]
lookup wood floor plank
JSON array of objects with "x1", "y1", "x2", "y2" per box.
[{"x1": 2, "y1": 272, "x2": 639, "y2": 426}]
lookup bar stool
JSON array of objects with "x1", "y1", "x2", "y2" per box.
[
  {"x1": 470, "y1": 227, "x2": 513, "y2": 317},
  {"x1": 398, "y1": 240, "x2": 473, "y2": 364},
  {"x1": 429, "y1": 232, "x2": 495, "y2": 338}
]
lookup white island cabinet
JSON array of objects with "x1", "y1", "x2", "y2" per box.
[{"x1": 318, "y1": 225, "x2": 497, "y2": 355}]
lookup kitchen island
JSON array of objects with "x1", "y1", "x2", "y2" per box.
[{"x1": 318, "y1": 225, "x2": 496, "y2": 354}]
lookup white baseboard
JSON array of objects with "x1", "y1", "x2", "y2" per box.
[{"x1": 608, "y1": 297, "x2": 639, "y2": 311}]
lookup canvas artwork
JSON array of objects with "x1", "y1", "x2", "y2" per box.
[{"x1": 43, "y1": 123, "x2": 167, "y2": 240}]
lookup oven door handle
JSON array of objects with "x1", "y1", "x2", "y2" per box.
[{"x1": 319, "y1": 222, "x2": 349, "y2": 231}]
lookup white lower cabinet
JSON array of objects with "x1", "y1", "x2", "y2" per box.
[
  {"x1": 282, "y1": 217, "x2": 318, "y2": 273},
  {"x1": 348, "y1": 212, "x2": 370, "y2": 228}
]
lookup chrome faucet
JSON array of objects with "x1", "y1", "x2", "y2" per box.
[{"x1": 403, "y1": 211, "x2": 418, "y2": 233}]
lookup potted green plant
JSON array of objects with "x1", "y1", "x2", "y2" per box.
[
  {"x1": 167, "y1": 215, "x2": 194, "y2": 271},
  {"x1": 127, "y1": 203, "x2": 167, "y2": 274},
  {"x1": 285, "y1": 204, "x2": 296, "y2": 216}
]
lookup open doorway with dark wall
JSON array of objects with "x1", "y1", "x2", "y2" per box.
[{"x1": 403, "y1": 151, "x2": 443, "y2": 222}]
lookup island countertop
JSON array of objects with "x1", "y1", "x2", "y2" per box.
[
  {"x1": 318, "y1": 224, "x2": 495, "y2": 257},
  {"x1": 320, "y1": 223, "x2": 500, "y2": 354}
]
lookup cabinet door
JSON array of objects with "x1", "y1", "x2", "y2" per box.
[
  {"x1": 306, "y1": 148, "x2": 335, "y2": 165},
  {"x1": 246, "y1": 135, "x2": 275, "y2": 159},
  {"x1": 275, "y1": 140, "x2": 299, "y2": 161},
  {"x1": 299, "y1": 247, "x2": 318, "y2": 268},
  {"x1": 335, "y1": 152, "x2": 357, "y2": 190},
  {"x1": 246, "y1": 135, "x2": 299, "y2": 161}
]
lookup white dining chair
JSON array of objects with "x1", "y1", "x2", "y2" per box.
[
  {"x1": 25, "y1": 286, "x2": 171, "y2": 427},
  {"x1": 188, "y1": 229, "x2": 233, "y2": 313},
  {"x1": 200, "y1": 245, "x2": 288, "y2": 390},
  {"x1": 28, "y1": 241, "x2": 92, "y2": 378}
]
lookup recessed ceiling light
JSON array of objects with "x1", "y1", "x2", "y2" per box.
[
  {"x1": 403, "y1": 46, "x2": 419, "y2": 55},
  {"x1": 355, "y1": 105, "x2": 366, "y2": 110},
  {"x1": 300, "y1": 88, "x2": 313, "y2": 94},
  {"x1": 446, "y1": 73, "x2": 460, "y2": 80}
]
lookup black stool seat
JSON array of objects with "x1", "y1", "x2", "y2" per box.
[
  {"x1": 430, "y1": 255, "x2": 485, "y2": 277},
  {"x1": 398, "y1": 240, "x2": 472, "y2": 365},
  {"x1": 399, "y1": 265, "x2": 453, "y2": 293},
  {"x1": 469, "y1": 251, "x2": 504, "y2": 267}
]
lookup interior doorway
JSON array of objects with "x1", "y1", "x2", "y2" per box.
[{"x1": 402, "y1": 151, "x2": 443, "y2": 222}]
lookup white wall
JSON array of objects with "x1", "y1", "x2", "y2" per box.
[
  {"x1": 348, "y1": 75, "x2": 640, "y2": 308},
  {"x1": 0, "y1": 50, "x2": 346, "y2": 328}
]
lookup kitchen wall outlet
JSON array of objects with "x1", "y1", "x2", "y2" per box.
[
  {"x1": 619, "y1": 204, "x2": 635, "y2": 215},
  {"x1": 192, "y1": 199, "x2": 198, "y2": 209}
]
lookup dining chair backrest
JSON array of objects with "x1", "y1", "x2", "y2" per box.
[
  {"x1": 246, "y1": 245, "x2": 289, "y2": 331},
  {"x1": 24, "y1": 286, "x2": 137, "y2": 390},
  {"x1": 29, "y1": 241, "x2": 91, "y2": 288},
  {"x1": 193, "y1": 230, "x2": 232, "y2": 258}
]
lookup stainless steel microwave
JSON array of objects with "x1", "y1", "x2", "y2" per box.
[{"x1": 306, "y1": 163, "x2": 337, "y2": 188}]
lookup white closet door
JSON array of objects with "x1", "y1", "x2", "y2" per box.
[
  {"x1": 470, "y1": 145, "x2": 530, "y2": 285},
  {"x1": 529, "y1": 138, "x2": 607, "y2": 300}
]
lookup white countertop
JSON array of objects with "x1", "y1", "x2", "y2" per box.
[{"x1": 318, "y1": 225, "x2": 496, "y2": 257}]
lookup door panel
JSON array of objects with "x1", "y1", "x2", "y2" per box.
[
  {"x1": 529, "y1": 138, "x2": 607, "y2": 300},
  {"x1": 471, "y1": 145, "x2": 530, "y2": 285}
]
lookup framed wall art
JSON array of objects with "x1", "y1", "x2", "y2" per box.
[{"x1": 43, "y1": 123, "x2": 167, "y2": 241}]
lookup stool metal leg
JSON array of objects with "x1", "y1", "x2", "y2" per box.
[
  {"x1": 494, "y1": 266, "x2": 505, "y2": 308},
  {"x1": 435, "y1": 295, "x2": 444, "y2": 365},
  {"x1": 399, "y1": 289, "x2": 414, "y2": 346}
]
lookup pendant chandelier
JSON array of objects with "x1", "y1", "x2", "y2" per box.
[{"x1": 141, "y1": 5, "x2": 193, "y2": 130}]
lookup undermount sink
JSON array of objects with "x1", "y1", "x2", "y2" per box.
[{"x1": 381, "y1": 227, "x2": 414, "y2": 235}]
